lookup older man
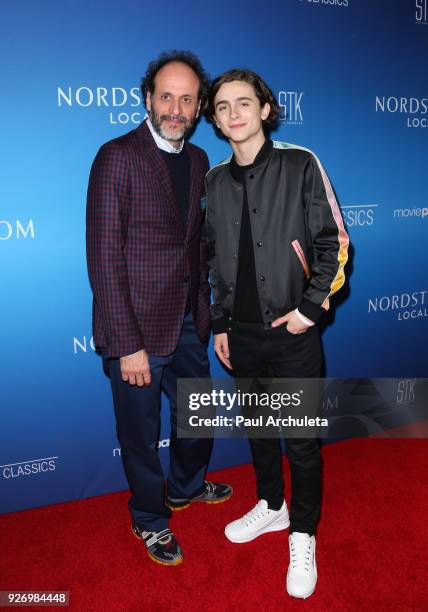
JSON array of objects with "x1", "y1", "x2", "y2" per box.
[{"x1": 86, "y1": 51, "x2": 232, "y2": 567}]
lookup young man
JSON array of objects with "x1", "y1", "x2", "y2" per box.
[
  {"x1": 205, "y1": 69, "x2": 349, "y2": 598},
  {"x1": 86, "y1": 51, "x2": 232, "y2": 567}
]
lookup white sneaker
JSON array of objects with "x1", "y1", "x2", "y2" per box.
[
  {"x1": 224, "y1": 499, "x2": 289, "y2": 543},
  {"x1": 286, "y1": 532, "x2": 317, "y2": 599}
]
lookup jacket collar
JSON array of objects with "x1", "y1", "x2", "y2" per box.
[
  {"x1": 230, "y1": 138, "x2": 273, "y2": 181},
  {"x1": 134, "y1": 120, "x2": 202, "y2": 242}
]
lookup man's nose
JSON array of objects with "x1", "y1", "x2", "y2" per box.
[
  {"x1": 230, "y1": 104, "x2": 241, "y2": 119},
  {"x1": 169, "y1": 97, "x2": 182, "y2": 116}
]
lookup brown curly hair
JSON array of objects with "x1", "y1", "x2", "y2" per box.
[
  {"x1": 141, "y1": 50, "x2": 210, "y2": 109},
  {"x1": 206, "y1": 68, "x2": 279, "y2": 129}
]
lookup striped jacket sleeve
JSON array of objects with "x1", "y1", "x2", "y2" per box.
[{"x1": 298, "y1": 155, "x2": 349, "y2": 323}]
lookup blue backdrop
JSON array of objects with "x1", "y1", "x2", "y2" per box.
[{"x1": 1, "y1": 0, "x2": 427, "y2": 514}]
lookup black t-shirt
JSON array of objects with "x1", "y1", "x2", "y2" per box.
[
  {"x1": 160, "y1": 146, "x2": 191, "y2": 314},
  {"x1": 230, "y1": 140, "x2": 273, "y2": 322},
  {"x1": 160, "y1": 146, "x2": 191, "y2": 226}
]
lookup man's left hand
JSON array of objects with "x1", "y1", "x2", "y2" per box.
[{"x1": 271, "y1": 310, "x2": 309, "y2": 334}]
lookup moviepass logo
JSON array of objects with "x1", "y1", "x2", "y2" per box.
[
  {"x1": 393, "y1": 206, "x2": 428, "y2": 219},
  {"x1": 113, "y1": 439, "x2": 170, "y2": 456}
]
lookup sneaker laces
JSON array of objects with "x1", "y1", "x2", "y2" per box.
[
  {"x1": 289, "y1": 533, "x2": 313, "y2": 572},
  {"x1": 204, "y1": 480, "x2": 216, "y2": 494},
  {"x1": 241, "y1": 500, "x2": 270, "y2": 526},
  {"x1": 142, "y1": 528, "x2": 173, "y2": 547}
]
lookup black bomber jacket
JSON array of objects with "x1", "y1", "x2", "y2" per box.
[{"x1": 204, "y1": 140, "x2": 349, "y2": 333}]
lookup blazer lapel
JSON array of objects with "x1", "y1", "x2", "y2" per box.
[
  {"x1": 135, "y1": 121, "x2": 184, "y2": 236},
  {"x1": 186, "y1": 143, "x2": 203, "y2": 243}
]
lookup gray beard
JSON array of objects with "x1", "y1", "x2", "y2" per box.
[{"x1": 149, "y1": 110, "x2": 192, "y2": 142}]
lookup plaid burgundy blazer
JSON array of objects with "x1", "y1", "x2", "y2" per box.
[{"x1": 86, "y1": 120, "x2": 211, "y2": 357}]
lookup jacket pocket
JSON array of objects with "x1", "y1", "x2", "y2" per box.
[{"x1": 291, "y1": 240, "x2": 311, "y2": 279}]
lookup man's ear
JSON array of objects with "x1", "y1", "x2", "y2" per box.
[
  {"x1": 146, "y1": 92, "x2": 152, "y2": 111},
  {"x1": 261, "y1": 102, "x2": 270, "y2": 121},
  {"x1": 195, "y1": 100, "x2": 201, "y2": 119}
]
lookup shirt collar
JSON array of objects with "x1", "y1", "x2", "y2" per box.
[
  {"x1": 145, "y1": 115, "x2": 184, "y2": 154},
  {"x1": 230, "y1": 139, "x2": 273, "y2": 183}
]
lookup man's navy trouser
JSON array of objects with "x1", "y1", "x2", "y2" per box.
[{"x1": 108, "y1": 312, "x2": 212, "y2": 532}]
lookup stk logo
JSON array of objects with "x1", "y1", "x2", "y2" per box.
[
  {"x1": 416, "y1": 0, "x2": 428, "y2": 24},
  {"x1": 278, "y1": 91, "x2": 304, "y2": 125}
]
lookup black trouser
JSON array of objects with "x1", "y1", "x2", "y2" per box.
[{"x1": 228, "y1": 321, "x2": 322, "y2": 536}]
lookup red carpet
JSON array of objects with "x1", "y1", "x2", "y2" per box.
[{"x1": 1, "y1": 438, "x2": 427, "y2": 611}]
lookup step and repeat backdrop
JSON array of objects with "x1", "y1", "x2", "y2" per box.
[{"x1": 1, "y1": 0, "x2": 427, "y2": 513}]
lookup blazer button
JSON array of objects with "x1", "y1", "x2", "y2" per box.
[
  {"x1": 253, "y1": 208, "x2": 258, "y2": 214},
  {"x1": 265, "y1": 309, "x2": 271, "y2": 315},
  {"x1": 260, "y1": 276, "x2": 265, "y2": 281},
  {"x1": 228, "y1": 285, "x2": 234, "y2": 293},
  {"x1": 249, "y1": 174, "x2": 255, "y2": 179},
  {"x1": 184, "y1": 277, "x2": 189, "y2": 283},
  {"x1": 257, "y1": 241, "x2": 263, "y2": 247}
]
